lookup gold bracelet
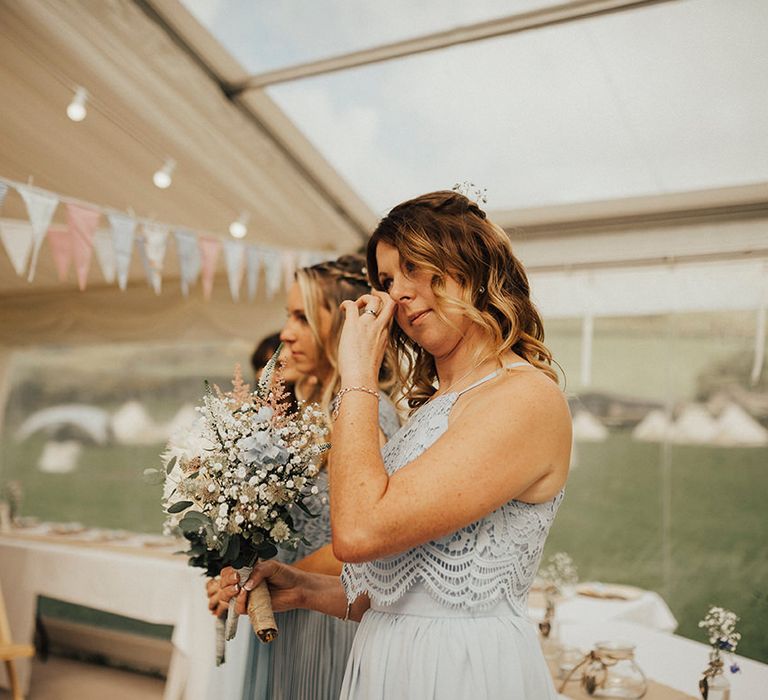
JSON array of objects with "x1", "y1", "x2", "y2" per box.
[{"x1": 331, "y1": 386, "x2": 380, "y2": 421}]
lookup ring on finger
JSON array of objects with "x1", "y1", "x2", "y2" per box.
[{"x1": 364, "y1": 307, "x2": 378, "y2": 317}]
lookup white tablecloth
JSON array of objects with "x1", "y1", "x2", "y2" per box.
[
  {"x1": 529, "y1": 582, "x2": 679, "y2": 633},
  {"x1": 0, "y1": 532, "x2": 216, "y2": 700},
  {"x1": 559, "y1": 620, "x2": 768, "y2": 699}
]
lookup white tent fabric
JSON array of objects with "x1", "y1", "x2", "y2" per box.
[
  {"x1": 572, "y1": 410, "x2": 608, "y2": 442},
  {"x1": 714, "y1": 403, "x2": 768, "y2": 447},
  {"x1": 16, "y1": 405, "x2": 111, "y2": 445},
  {"x1": 632, "y1": 409, "x2": 673, "y2": 443},
  {"x1": 669, "y1": 404, "x2": 719, "y2": 445},
  {"x1": 37, "y1": 440, "x2": 82, "y2": 474}
]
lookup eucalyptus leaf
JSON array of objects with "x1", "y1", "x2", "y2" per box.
[
  {"x1": 167, "y1": 500, "x2": 193, "y2": 514},
  {"x1": 257, "y1": 542, "x2": 278, "y2": 560},
  {"x1": 165, "y1": 455, "x2": 178, "y2": 475},
  {"x1": 295, "y1": 500, "x2": 317, "y2": 518}
]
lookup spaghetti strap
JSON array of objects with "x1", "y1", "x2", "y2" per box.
[{"x1": 455, "y1": 361, "x2": 530, "y2": 397}]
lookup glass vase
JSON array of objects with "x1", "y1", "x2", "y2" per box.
[
  {"x1": 702, "y1": 667, "x2": 731, "y2": 700},
  {"x1": 587, "y1": 641, "x2": 647, "y2": 698}
]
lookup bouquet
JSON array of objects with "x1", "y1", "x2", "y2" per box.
[{"x1": 151, "y1": 351, "x2": 329, "y2": 664}]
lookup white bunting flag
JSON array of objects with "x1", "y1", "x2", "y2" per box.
[
  {"x1": 263, "y1": 249, "x2": 283, "y2": 300},
  {"x1": 0, "y1": 220, "x2": 34, "y2": 276},
  {"x1": 139, "y1": 223, "x2": 169, "y2": 295},
  {"x1": 17, "y1": 185, "x2": 59, "y2": 282},
  {"x1": 224, "y1": 240, "x2": 245, "y2": 301},
  {"x1": 108, "y1": 213, "x2": 136, "y2": 291},
  {"x1": 93, "y1": 229, "x2": 116, "y2": 284},
  {"x1": 0, "y1": 182, "x2": 8, "y2": 211},
  {"x1": 174, "y1": 229, "x2": 200, "y2": 297},
  {"x1": 282, "y1": 251, "x2": 297, "y2": 293},
  {"x1": 246, "y1": 246, "x2": 262, "y2": 301}
]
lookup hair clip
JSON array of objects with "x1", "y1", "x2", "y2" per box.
[{"x1": 452, "y1": 181, "x2": 488, "y2": 205}]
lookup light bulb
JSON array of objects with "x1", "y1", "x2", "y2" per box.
[
  {"x1": 67, "y1": 87, "x2": 88, "y2": 122},
  {"x1": 229, "y1": 211, "x2": 249, "y2": 239},
  {"x1": 153, "y1": 158, "x2": 176, "y2": 189}
]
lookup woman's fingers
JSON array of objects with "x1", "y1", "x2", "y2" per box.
[{"x1": 218, "y1": 582, "x2": 240, "y2": 605}]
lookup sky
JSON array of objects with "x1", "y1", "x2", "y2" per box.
[{"x1": 181, "y1": 0, "x2": 768, "y2": 215}]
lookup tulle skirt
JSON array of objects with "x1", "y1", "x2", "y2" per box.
[{"x1": 340, "y1": 584, "x2": 558, "y2": 700}]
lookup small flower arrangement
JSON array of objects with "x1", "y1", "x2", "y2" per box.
[
  {"x1": 147, "y1": 350, "x2": 329, "y2": 665},
  {"x1": 539, "y1": 551, "x2": 579, "y2": 594},
  {"x1": 537, "y1": 552, "x2": 578, "y2": 643},
  {"x1": 698, "y1": 606, "x2": 741, "y2": 699}
]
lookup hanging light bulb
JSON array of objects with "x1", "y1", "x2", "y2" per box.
[
  {"x1": 67, "y1": 86, "x2": 88, "y2": 122},
  {"x1": 153, "y1": 158, "x2": 176, "y2": 189},
  {"x1": 229, "y1": 211, "x2": 249, "y2": 239}
]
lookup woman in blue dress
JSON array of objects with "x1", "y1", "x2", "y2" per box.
[
  {"x1": 209, "y1": 254, "x2": 399, "y2": 699},
  {"x1": 225, "y1": 191, "x2": 572, "y2": 698}
]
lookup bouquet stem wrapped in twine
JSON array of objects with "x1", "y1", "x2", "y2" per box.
[{"x1": 225, "y1": 563, "x2": 278, "y2": 644}]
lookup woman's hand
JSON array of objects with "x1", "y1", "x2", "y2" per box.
[
  {"x1": 338, "y1": 290, "x2": 396, "y2": 386},
  {"x1": 216, "y1": 566, "x2": 240, "y2": 612},
  {"x1": 233, "y1": 560, "x2": 306, "y2": 616},
  {"x1": 206, "y1": 576, "x2": 228, "y2": 617}
]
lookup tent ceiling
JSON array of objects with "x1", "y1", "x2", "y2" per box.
[
  {"x1": 176, "y1": 0, "x2": 768, "y2": 214},
  {"x1": 0, "y1": 0, "x2": 374, "y2": 270}
]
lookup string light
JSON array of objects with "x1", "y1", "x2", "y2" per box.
[
  {"x1": 229, "y1": 211, "x2": 249, "y2": 238},
  {"x1": 153, "y1": 158, "x2": 176, "y2": 189},
  {"x1": 66, "y1": 86, "x2": 88, "y2": 122}
]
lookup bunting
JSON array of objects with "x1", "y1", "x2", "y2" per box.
[
  {"x1": 108, "y1": 213, "x2": 136, "y2": 291},
  {"x1": 139, "y1": 223, "x2": 169, "y2": 295},
  {"x1": 0, "y1": 177, "x2": 328, "y2": 301},
  {"x1": 0, "y1": 220, "x2": 34, "y2": 277},
  {"x1": 46, "y1": 226, "x2": 72, "y2": 282},
  {"x1": 93, "y1": 229, "x2": 116, "y2": 284},
  {"x1": 199, "y1": 236, "x2": 221, "y2": 301},
  {"x1": 66, "y1": 203, "x2": 100, "y2": 291},
  {"x1": 246, "y1": 246, "x2": 262, "y2": 301},
  {"x1": 174, "y1": 229, "x2": 201, "y2": 297},
  {"x1": 224, "y1": 240, "x2": 245, "y2": 301},
  {"x1": 17, "y1": 185, "x2": 59, "y2": 282},
  {"x1": 264, "y1": 249, "x2": 283, "y2": 299},
  {"x1": 282, "y1": 251, "x2": 297, "y2": 293}
]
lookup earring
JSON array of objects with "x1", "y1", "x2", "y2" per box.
[{"x1": 478, "y1": 286, "x2": 485, "y2": 293}]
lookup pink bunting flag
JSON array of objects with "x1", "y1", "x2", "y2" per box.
[
  {"x1": 198, "y1": 236, "x2": 221, "y2": 301},
  {"x1": 46, "y1": 226, "x2": 72, "y2": 282},
  {"x1": 66, "y1": 203, "x2": 100, "y2": 291}
]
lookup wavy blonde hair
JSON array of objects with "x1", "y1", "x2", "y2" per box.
[
  {"x1": 295, "y1": 255, "x2": 394, "y2": 418},
  {"x1": 366, "y1": 190, "x2": 558, "y2": 410}
]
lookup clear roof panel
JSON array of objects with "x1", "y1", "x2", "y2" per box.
[
  {"x1": 180, "y1": 0, "x2": 554, "y2": 73},
  {"x1": 185, "y1": 0, "x2": 768, "y2": 214}
]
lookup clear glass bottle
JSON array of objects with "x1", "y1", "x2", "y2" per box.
[
  {"x1": 702, "y1": 664, "x2": 731, "y2": 700},
  {"x1": 589, "y1": 641, "x2": 647, "y2": 698}
]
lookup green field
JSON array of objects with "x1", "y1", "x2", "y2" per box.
[{"x1": 3, "y1": 431, "x2": 767, "y2": 662}]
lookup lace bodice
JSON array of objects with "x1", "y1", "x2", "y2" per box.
[
  {"x1": 280, "y1": 394, "x2": 401, "y2": 564},
  {"x1": 341, "y1": 365, "x2": 564, "y2": 614}
]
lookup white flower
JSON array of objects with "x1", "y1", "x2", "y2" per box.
[
  {"x1": 270, "y1": 520, "x2": 290, "y2": 542},
  {"x1": 218, "y1": 504, "x2": 228, "y2": 517},
  {"x1": 310, "y1": 486, "x2": 319, "y2": 495}
]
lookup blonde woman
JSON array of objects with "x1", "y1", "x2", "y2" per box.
[
  {"x1": 213, "y1": 255, "x2": 399, "y2": 700},
  {"x1": 228, "y1": 192, "x2": 571, "y2": 698}
]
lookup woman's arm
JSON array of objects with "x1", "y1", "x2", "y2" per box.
[
  {"x1": 331, "y1": 335, "x2": 572, "y2": 563},
  {"x1": 225, "y1": 560, "x2": 370, "y2": 622},
  {"x1": 293, "y1": 543, "x2": 343, "y2": 576}
]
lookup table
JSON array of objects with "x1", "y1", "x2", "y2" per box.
[
  {"x1": 529, "y1": 582, "x2": 679, "y2": 633},
  {"x1": 0, "y1": 530, "x2": 216, "y2": 700},
  {"x1": 558, "y1": 620, "x2": 768, "y2": 699}
]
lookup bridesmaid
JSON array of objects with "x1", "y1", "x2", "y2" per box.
[
  {"x1": 225, "y1": 191, "x2": 571, "y2": 698},
  {"x1": 210, "y1": 254, "x2": 400, "y2": 700}
]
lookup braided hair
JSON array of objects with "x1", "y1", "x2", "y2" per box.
[{"x1": 295, "y1": 254, "x2": 394, "y2": 417}]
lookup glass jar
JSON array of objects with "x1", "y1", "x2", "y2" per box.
[
  {"x1": 585, "y1": 641, "x2": 647, "y2": 698},
  {"x1": 701, "y1": 665, "x2": 731, "y2": 700}
]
